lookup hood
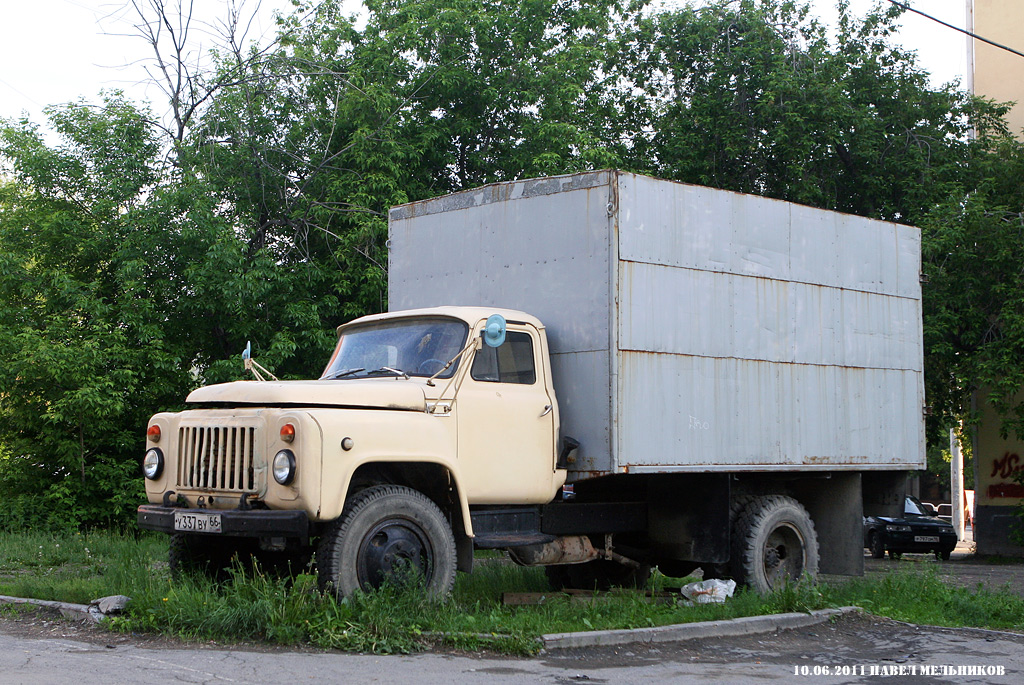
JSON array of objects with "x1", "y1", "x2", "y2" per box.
[
  {"x1": 186, "y1": 379, "x2": 427, "y2": 412},
  {"x1": 876, "y1": 514, "x2": 953, "y2": 529}
]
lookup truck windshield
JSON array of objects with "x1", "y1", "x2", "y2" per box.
[{"x1": 321, "y1": 317, "x2": 469, "y2": 380}]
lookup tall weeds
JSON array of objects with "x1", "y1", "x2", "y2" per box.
[{"x1": 2, "y1": 531, "x2": 1022, "y2": 655}]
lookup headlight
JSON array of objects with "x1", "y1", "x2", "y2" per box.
[
  {"x1": 885, "y1": 524, "x2": 912, "y2": 532},
  {"x1": 273, "y1": 449, "x2": 296, "y2": 485},
  {"x1": 143, "y1": 448, "x2": 164, "y2": 480}
]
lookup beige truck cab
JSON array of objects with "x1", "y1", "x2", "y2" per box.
[{"x1": 138, "y1": 306, "x2": 570, "y2": 596}]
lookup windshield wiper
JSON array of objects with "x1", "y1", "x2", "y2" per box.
[
  {"x1": 323, "y1": 367, "x2": 365, "y2": 380},
  {"x1": 370, "y1": 362, "x2": 409, "y2": 378}
]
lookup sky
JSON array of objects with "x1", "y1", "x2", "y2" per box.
[
  {"x1": 0, "y1": 0, "x2": 973, "y2": 131},
  {"x1": 0, "y1": 0, "x2": 294, "y2": 126}
]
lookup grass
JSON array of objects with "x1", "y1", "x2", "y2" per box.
[
  {"x1": 1, "y1": 530, "x2": 1023, "y2": 655},
  {"x1": 0, "y1": 530, "x2": 164, "y2": 604}
]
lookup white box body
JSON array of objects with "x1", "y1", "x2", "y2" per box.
[{"x1": 389, "y1": 171, "x2": 925, "y2": 476}]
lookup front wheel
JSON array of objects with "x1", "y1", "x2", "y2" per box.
[
  {"x1": 169, "y1": 532, "x2": 236, "y2": 580},
  {"x1": 868, "y1": 531, "x2": 885, "y2": 559},
  {"x1": 317, "y1": 485, "x2": 457, "y2": 600},
  {"x1": 731, "y1": 495, "x2": 819, "y2": 594}
]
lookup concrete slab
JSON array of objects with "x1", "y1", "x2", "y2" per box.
[{"x1": 541, "y1": 606, "x2": 861, "y2": 649}]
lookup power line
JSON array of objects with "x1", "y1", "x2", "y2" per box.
[{"x1": 887, "y1": 0, "x2": 1024, "y2": 60}]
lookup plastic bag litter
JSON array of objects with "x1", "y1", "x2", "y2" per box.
[{"x1": 680, "y1": 578, "x2": 736, "y2": 605}]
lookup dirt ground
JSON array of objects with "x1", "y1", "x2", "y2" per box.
[
  {"x1": 862, "y1": 554, "x2": 1024, "y2": 596},
  {"x1": 858, "y1": 526, "x2": 1024, "y2": 597}
]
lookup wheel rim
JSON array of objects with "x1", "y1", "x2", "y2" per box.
[
  {"x1": 763, "y1": 523, "x2": 805, "y2": 587},
  {"x1": 356, "y1": 517, "x2": 433, "y2": 590}
]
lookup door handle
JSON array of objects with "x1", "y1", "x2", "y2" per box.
[{"x1": 540, "y1": 405, "x2": 552, "y2": 417}]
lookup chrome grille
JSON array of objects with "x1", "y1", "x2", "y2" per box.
[{"x1": 177, "y1": 425, "x2": 257, "y2": 492}]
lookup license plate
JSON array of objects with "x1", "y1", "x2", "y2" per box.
[
  {"x1": 914, "y1": 535, "x2": 939, "y2": 543},
  {"x1": 174, "y1": 512, "x2": 222, "y2": 533}
]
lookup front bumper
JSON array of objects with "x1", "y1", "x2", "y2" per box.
[
  {"x1": 137, "y1": 505, "x2": 309, "y2": 540},
  {"x1": 884, "y1": 531, "x2": 958, "y2": 552}
]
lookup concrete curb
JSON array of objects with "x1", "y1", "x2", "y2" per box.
[
  {"x1": 541, "y1": 606, "x2": 861, "y2": 650},
  {"x1": 0, "y1": 594, "x2": 101, "y2": 623},
  {"x1": 2, "y1": 592, "x2": 860, "y2": 649}
]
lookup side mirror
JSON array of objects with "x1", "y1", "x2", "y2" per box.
[{"x1": 482, "y1": 314, "x2": 506, "y2": 348}]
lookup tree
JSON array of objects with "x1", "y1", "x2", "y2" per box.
[
  {"x1": 0, "y1": 97, "x2": 188, "y2": 527},
  {"x1": 921, "y1": 134, "x2": 1024, "y2": 439},
  {"x1": 619, "y1": 0, "x2": 998, "y2": 224},
  {"x1": 356, "y1": 0, "x2": 629, "y2": 193}
]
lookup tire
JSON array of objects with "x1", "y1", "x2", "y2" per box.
[
  {"x1": 169, "y1": 533, "x2": 237, "y2": 580},
  {"x1": 316, "y1": 485, "x2": 457, "y2": 600},
  {"x1": 731, "y1": 495, "x2": 819, "y2": 594},
  {"x1": 545, "y1": 559, "x2": 652, "y2": 591},
  {"x1": 254, "y1": 547, "x2": 314, "y2": 578},
  {"x1": 936, "y1": 548, "x2": 953, "y2": 561},
  {"x1": 868, "y1": 531, "x2": 885, "y2": 559},
  {"x1": 888, "y1": 550, "x2": 903, "y2": 560}
]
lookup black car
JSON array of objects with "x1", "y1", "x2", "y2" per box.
[{"x1": 864, "y1": 496, "x2": 958, "y2": 560}]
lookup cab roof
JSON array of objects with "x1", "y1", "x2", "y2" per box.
[{"x1": 337, "y1": 306, "x2": 545, "y2": 334}]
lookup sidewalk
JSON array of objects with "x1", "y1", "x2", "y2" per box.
[{"x1": 951, "y1": 524, "x2": 975, "y2": 559}]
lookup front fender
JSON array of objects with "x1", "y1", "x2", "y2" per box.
[{"x1": 308, "y1": 408, "x2": 473, "y2": 535}]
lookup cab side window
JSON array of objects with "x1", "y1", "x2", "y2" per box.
[{"x1": 471, "y1": 331, "x2": 537, "y2": 384}]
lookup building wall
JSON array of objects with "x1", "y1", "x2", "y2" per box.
[
  {"x1": 973, "y1": 393, "x2": 1024, "y2": 556},
  {"x1": 970, "y1": 2, "x2": 1024, "y2": 555},
  {"x1": 973, "y1": 0, "x2": 1024, "y2": 137}
]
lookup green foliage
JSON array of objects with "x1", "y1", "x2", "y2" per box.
[
  {"x1": 921, "y1": 135, "x2": 1024, "y2": 439},
  {"x1": 1012, "y1": 470, "x2": 1024, "y2": 548},
  {"x1": 0, "y1": 98, "x2": 183, "y2": 529},
  {"x1": 355, "y1": 0, "x2": 629, "y2": 192},
  {"x1": 619, "y1": 0, "x2": 999, "y2": 224}
]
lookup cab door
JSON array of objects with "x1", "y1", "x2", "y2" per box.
[{"x1": 455, "y1": 324, "x2": 559, "y2": 504}]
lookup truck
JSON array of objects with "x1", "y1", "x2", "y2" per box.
[{"x1": 138, "y1": 170, "x2": 924, "y2": 596}]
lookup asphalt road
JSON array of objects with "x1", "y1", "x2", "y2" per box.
[{"x1": 1, "y1": 609, "x2": 1021, "y2": 684}]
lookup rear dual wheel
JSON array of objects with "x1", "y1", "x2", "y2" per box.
[{"x1": 732, "y1": 495, "x2": 819, "y2": 594}]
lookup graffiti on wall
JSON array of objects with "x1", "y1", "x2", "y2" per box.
[{"x1": 987, "y1": 452, "x2": 1024, "y2": 499}]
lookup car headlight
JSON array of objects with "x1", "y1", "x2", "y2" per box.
[
  {"x1": 143, "y1": 448, "x2": 164, "y2": 480},
  {"x1": 273, "y1": 449, "x2": 296, "y2": 485},
  {"x1": 885, "y1": 524, "x2": 912, "y2": 532}
]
